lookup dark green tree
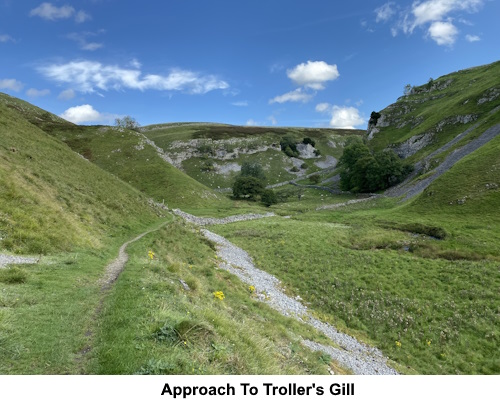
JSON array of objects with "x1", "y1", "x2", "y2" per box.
[
  {"x1": 261, "y1": 189, "x2": 278, "y2": 206},
  {"x1": 232, "y1": 176, "x2": 264, "y2": 200}
]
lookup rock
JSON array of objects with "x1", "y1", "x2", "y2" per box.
[
  {"x1": 297, "y1": 143, "x2": 317, "y2": 159},
  {"x1": 178, "y1": 279, "x2": 191, "y2": 291}
]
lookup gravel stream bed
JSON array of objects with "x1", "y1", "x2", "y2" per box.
[
  {"x1": 0, "y1": 254, "x2": 38, "y2": 268},
  {"x1": 173, "y1": 209, "x2": 398, "y2": 374}
]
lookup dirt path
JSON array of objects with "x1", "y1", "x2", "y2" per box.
[
  {"x1": 77, "y1": 218, "x2": 172, "y2": 370},
  {"x1": 98, "y1": 220, "x2": 170, "y2": 289}
]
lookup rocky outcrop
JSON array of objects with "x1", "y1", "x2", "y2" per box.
[
  {"x1": 393, "y1": 132, "x2": 434, "y2": 158},
  {"x1": 477, "y1": 87, "x2": 500, "y2": 105}
]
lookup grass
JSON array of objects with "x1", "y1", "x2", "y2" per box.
[
  {"x1": 0, "y1": 58, "x2": 499, "y2": 376},
  {"x1": 369, "y1": 60, "x2": 500, "y2": 163},
  {"x1": 0, "y1": 97, "x2": 161, "y2": 254},
  {"x1": 142, "y1": 124, "x2": 363, "y2": 189},
  {"x1": 90, "y1": 220, "x2": 346, "y2": 375},
  {"x1": 211, "y1": 214, "x2": 499, "y2": 374}
]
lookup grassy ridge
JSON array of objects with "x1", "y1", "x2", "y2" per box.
[
  {"x1": 0, "y1": 97, "x2": 160, "y2": 254},
  {"x1": 369, "y1": 60, "x2": 500, "y2": 163}
]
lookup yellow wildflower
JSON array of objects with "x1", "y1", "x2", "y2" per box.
[{"x1": 213, "y1": 291, "x2": 225, "y2": 300}]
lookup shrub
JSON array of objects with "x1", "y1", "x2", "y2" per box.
[
  {"x1": 115, "y1": 116, "x2": 140, "y2": 130},
  {"x1": 261, "y1": 189, "x2": 278, "y2": 207},
  {"x1": 302, "y1": 137, "x2": 316, "y2": 147},
  {"x1": 232, "y1": 176, "x2": 265, "y2": 200},
  {"x1": 309, "y1": 174, "x2": 321, "y2": 184},
  {"x1": 301, "y1": 163, "x2": 308, "y2": 169},
  {"x1": 200, "y1": 160, "x2": 215, "y2": 172},
  {"x1": 280, "y1": 137, "x2": 299, "y2": 157},
  {"x1": 369, "y1": 111, "x2": 381, "y2": 127}
]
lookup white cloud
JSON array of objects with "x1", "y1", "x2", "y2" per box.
[
  {"x1": 428, "y1": 21, "x2": 458, "y2": 45},
  {"x1": 375, "y1": 2, "x2": 396, "y2": 23},
  {"x1": 58, "y1": 89, "x2": 76, "y2": 100},
  {"x1": 385, "y1": 0, "x2": 484, "y2": 44},
  {"x1": 67, "y1": 32, "x2": 103, "y2": 51},
  {"x1": 75, "y1": 10, "x2": 91, "y2": 23},
  {"x1": 268, "y1": 115, "x2": 278, "y2": 125},
  {"x1": 231, "y1": 101, "x2": 248, "y2": 107},
  {"x1": 412, "y1": 0, "x2": 482, "y2": 29},
  {"x1": 330, "y1": 106, "x2": 365, "y2": 129},
  {"x1": 0, "y1": 78, "x2": 23, "y2": 92},
  {"x1": 287, "y1": 61, "x2": 339, "y2": 90},
  {"x1": 81, "y1": 42, "x2": 103, "y2": 51},
  {"x1": 0, "y1": 34, "x2": 14, "y2": 43},
  {"x1": 38, "y1": 60, "x2": 229, "y2": 95},
  {"x1": 315, "y1": 103, "x2": 365, "y2": 128},
  {"x1": 30, "y1": 2, "x2": 91, "y2": 23},
  {"x1": 246, "y1": 119, "x2": 260, "y2": 126},
  {"x1": 269, "y1": 88, "x2": 313, "y2": 104},
  {"x1": 60, "y1": 104, "x2": 116, "y2": 124},
  {"x1": 315, "y1": 103, "x2": 331, "y2": 113},
  {"x1": 465, "y1": 34, "x2": 480, "y2": 42},
  {"x1": 26, "y1": 88, "x2": 50, "y2": 97}
]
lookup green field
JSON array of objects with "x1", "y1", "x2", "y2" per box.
[{"x1": 1, "y1": 60, "x2": 499, "y2": 375}]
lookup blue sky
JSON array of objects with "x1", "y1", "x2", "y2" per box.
[{"x1": 1, "y1": 0, "x2": 499, "y2": 128}]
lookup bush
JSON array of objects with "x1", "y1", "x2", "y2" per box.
[
  {"x1": 302, "y1": 137, "x2": 316, "y2": 147},
  {"x1": 261, "y1": 189, "x2": 278, "y2": 207},
  {"x1": 115, "y1": 116, "x2": 140, "y2": 130},
  {"x1": 309, "y1": 174, "x2": 321, "y2": 184},
  {"x1": 232, "y1": 176, "x2": 265, "y2": 200},
  {"x1": 369, "y1": 111, "x2": 381, "y2": 127},
  {"x1": 301, "y1": 163, "x2": 308, "y2": 169},
  {"x1": 280, "y1": 137, "x2": 299, "y2": 157}
]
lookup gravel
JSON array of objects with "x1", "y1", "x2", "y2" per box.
[
  {"x1": 199, "y1": 228, "x2": 398, "y2": 375},
  {"x1": 0, "y1": 254, "x2": 38, "y2": 268},
  {"x1": 172, "y1": 209, "x2": 275, "y2": 226}
]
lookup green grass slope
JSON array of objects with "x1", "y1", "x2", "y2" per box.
[
  {"x1": 369, "y1": 60, "x2": 500, "y2": 163},
  {"x1": 37, "y1": 122, "x2": 231, "y2": 210},
  {"x1": 142, "y1": 124, "x2": 364, "y2": 189},
  {"x1": 0, "y1": 93, "x2": 161, "y2": 254}
]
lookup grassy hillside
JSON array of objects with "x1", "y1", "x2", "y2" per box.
[
  {"x1": 369, "y1": 60, "x2": 500, "y2": 165},
  {"x1": 142, "y1": 124, "x2": 364, "y2": 189},
  {"x1": 0, "y1": 93, "x2": 161, "y2": 254},
  {"x1": 31, "y1": 122, "x2": 231, "y2": 210}
]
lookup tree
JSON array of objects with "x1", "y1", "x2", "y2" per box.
[
  {"x1": 115, "y1": 115, "x2": 140, "y2": 130},
  {"x1": 280, "y1": 137, "x2": 299, "y2": 157},
  {"x1": 261, "y1": 189, "x2": 278, "y2": 207},
  {"x1": 338, "y1": 140, "x2": 412, "y2": 193},
  {"x1": 232, "y1": 176, "x2": 264, "y2": 200},
  {"x1": 241, "y1": 161, "x2": 266, "y2": 180}
]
